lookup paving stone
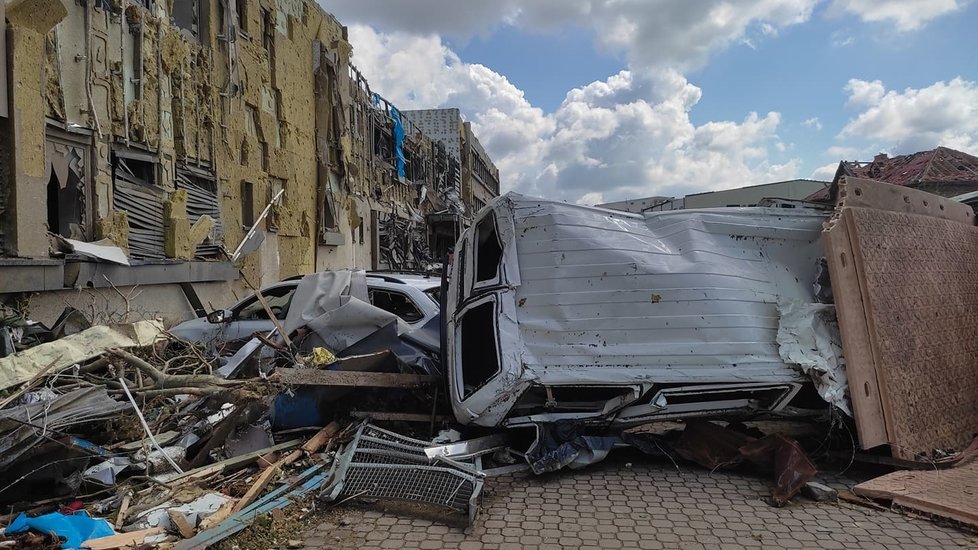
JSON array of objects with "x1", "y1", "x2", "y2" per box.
[{"x1": 299, "y1": 456, "x2": 970, "y2": 549}]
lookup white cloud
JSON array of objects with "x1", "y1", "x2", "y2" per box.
[
  {"x1": 844, "y1": 79, "x2": 885, "y2": 107},
  {"x1": 325, "y1": 0, "x2": 818, "y2": 72},
  {"x1": 812, "y1": 162, "x2": 840, "y2": 179},
  {"x1": 576, "y1": 192, "x2": 606, "y2": 206},
  {"x1": 803, "y1": 117, "x2": 823, "y2": 130},
  {"x1": 828, "y1": 0, "x2": 966, "y2": 31},
  {"x1": 839, "y1": 78, "x2": 978, "y2": 155},
  {"x1": 348, "y1": 28, "x2": 799, "y2": 203}
]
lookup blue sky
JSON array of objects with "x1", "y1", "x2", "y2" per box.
[{"x1": 322, "y1": 0, "x2": 978, "y2": 204}]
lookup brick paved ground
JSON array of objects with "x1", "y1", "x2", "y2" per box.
[{"x1": 301, "y1": 451, "x2": 976, "y2": 550}]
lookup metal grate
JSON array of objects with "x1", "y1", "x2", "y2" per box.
[{"x1": 321, "y1": 422, "x2": 484, "y2": 524}]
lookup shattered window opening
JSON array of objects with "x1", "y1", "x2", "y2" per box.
[
  {"x1": 369, "y1": 289, "x2": 423, "y2": 324},
  {"x1": 459, "y1": 300, "x2": 501, "y2": 399},
  {"x1": 236, "y1": 0, "x2": 249, "y2": 33},
  {"x1": 241, "y1": 180, "x2": 255, "y2": 228},
  {"x1": 474, "y1": 215, "x2": 503, "y2": 283}
]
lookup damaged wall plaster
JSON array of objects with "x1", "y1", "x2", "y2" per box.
[{"x1": 2, "y1": 0, "x2": 498, "y2": 300}]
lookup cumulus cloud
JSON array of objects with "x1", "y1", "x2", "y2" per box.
[
  {"x1": 845, "y1": 79, "x2": 886, "y2": 107},
  {"x1": 347, "y1": 28, "x2": 798, "y2": 203},
  {"x1": 840, "y1": 78, "x2": 978, "y2": 154},
  {"x1": 828, "y1": 0, "x2": 966, "y2": 31},
  {"x1": 812, "y1": 162, "x2": 840, "y2": 180},
  {"x1": 803, "y1": 117, "x2": 823, "y2": 130},
  {"x1": 325, "y1": 0, "x2": 817, "y2": 72}
]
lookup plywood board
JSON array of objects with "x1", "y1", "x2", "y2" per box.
[
  {"x1": 839, "y1": 177, "x2": 975, "y2": 224},
  {"x1": 822, "y1": 210, "x2": 888, "y2": 448},
  {"x1": 854, "y1": 461, "x2": 978, "y2": 528},
  {"x1": 846, "y1": 205, "x2": 978, "y2": 459}
]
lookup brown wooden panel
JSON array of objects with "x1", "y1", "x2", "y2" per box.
[
  {"x1": 823, "y1": 210, "x2": 888, "y2": 448},
  {"x1": 855, "y1": 461, "x2": 978, "y2": 528},
  {"x1": 847, "y1": 205, "x2": 978, "y2": 459}
]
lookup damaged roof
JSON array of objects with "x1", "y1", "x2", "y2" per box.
[{"x1": 808, "y1": 146, "x2": 978, "y2": 201}]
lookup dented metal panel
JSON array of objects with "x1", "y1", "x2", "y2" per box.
[
  {"x1": 113, "y1": 180, "x2": 166, "y2": 259},
  {"x1": 446, "y1": 193, "x2": 838, "y2": 427},
  {"x1": 176, "y1": 172, "x2": 223, "y2": 259}
]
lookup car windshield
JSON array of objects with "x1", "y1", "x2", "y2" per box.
[{"x1": 424, "y1": 286, "x2": 441, "y2": 304}]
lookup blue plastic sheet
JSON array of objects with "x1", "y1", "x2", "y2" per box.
[
  {"x1": 373, "y1": 94, "x2": 406, "y2": 179},
  {"x1": 6, "y1": 511, "x2": 114, "y2": 549}
]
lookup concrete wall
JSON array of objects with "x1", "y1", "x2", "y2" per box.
[{"x1": 684, "y1": 179, "x2": 827, "y2": 209}]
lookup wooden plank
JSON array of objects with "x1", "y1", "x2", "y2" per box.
[
  {"x1": 168, "y1": 510, "x2": 196, "y2": 539},
  {"x1": 82, "y1": 528, "x2": 162, "y2": 549},
  {"x1": 231, "y1": 422, "x2": 341, "y2": 514},
  {"x1": 846, "y1": 204, "x2": 978, "y2": 459},
  {"x1": 197, "y1": 498, "x2": 238, "y2": 531},
  {"x1": 823, "y1": 211, "x2": 888, "y2": 448},
  {"x1": 839, "y1": 176, "x2": 975, "y2": 224},
  {"x1": 275, "y1": 369, "x2": 438, "y2": 388},
  {"x1": 165, "y1": 439, "x2": 301, "y2": 485},
  {"x1": 114, "y1": 492, "x2": 132, "y2": 530},
  {"x1": 855, "y1": 461, "x2": 978, "y2": 528}
]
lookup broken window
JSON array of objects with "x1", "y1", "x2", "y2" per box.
[
  {"x1": 267, "y1": 178, "x2": 284, "y2": 231},
  {"x1": 241, "y1": 180, "x2": 255, "y2": 228},
  {"x1": 474, "y1": 215, "x2": 503, "y2": 283},
  {"x1": 45, "y1": 130, "x2": 93, "y2": 241},
  {"x1": 459, "y1": 300, "x2": 500, "y2": 399},
  {"x1": 261, "y1": 8, "x2": 273, "y2": 52},
  {"x1": 236, "y1": 0, "x2": 249, "y2": 33},
  {"x1": 369, "y1": 289, "x2": 423, "y2": 324},
  {"x1": 0, "y1": 2, "x2": 6, "y2": 119},
  {"x1": 172, "y1": 0, "x2": 210, "y2": 42},
  {"x1": 176, "y1": 169, "x2": 223, "y2": 259},
  {"x1": 112, "y1": 151, "x2": 165, "y2": 259}
]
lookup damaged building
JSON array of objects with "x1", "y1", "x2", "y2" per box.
[{"x1": 0, "y1": 0, "x2": 497, "y2": 325}]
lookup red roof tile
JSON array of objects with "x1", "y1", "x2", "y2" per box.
[{"x1": 805, "y1": 146, "x2": 978, "y2": 201}]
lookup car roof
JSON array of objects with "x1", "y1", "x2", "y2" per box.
[{"x1": 366, "y1": 272, "x2": 441, "y2": 290}]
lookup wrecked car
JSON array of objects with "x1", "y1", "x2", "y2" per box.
[
  {"x1": 445, "y1": 193, "x2": 845, "y2": 428},
  {"x1": 170, "y1": 271, "x2": 441, "y2": 351}
]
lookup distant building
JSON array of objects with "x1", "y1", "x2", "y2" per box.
[
  {"x1": 807, "y1": 146, "x2": 978, "y2": 201},
  {"x1": 596, "y1": 196, "x2": 681, "y2": 213},
  {"x1": 684, "y1": 179, "x2": 827, "y2": 208},
  {"x1": 402, "y1": 109, "x2": 501, "y2": 258},
  {"x1": 598, "y1": 179, "x2": 827, "y2": 214}
]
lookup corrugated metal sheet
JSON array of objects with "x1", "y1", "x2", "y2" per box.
[
  {"x1": 446, "y1": 193, "x2": 839, "y2": 427},
  {"x1": 176, "y1": 172, "x2": 223, "y2": 259},
  {"x1": 113, "y1": 179, "x2": 165, "y2": 259}
]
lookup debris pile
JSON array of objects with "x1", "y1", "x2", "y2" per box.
[{"x1": 3, "y1": 177, "x2": 978, "y2": 545}]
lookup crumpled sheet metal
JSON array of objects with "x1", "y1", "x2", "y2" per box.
[
  {"x1": 446, "y1": 193, "x2": 838, "y2": 427},
  {"x1": 672, "y1": 420, "x2": 817, "y2": 506},
  {"x1": 282, "y1": 270, "x2": 370, "y2": 334},
  {"x1": 0, "y1": 320, "x2": 164, "y2": 391},
  {"x1": 776, "y1": 301, "x2": 849, "y2": 415},
  {"x1": 0, "y1": 386, "x2": 129, "y2": 469}
]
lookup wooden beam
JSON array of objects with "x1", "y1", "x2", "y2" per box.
[
  {"x1": 275, "y1": 369, "x2": 437, "y2": 388},
  {"x1": 82, "y1": 528, "x2": 162, "y2": 550},
  {"x1": 231, "y1": 422, "x2": 341, "y2": 514},
  {"x1": 165, "y1": 439, "x2": 301, "y2": 485}
]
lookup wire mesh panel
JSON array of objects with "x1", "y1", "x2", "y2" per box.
[{"x1": 321, "y1": 422, "x2": 484, "y2": 524}]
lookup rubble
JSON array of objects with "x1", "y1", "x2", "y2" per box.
[{"x1": 3, "y1": 178, "x2": 978, "y2": 544}]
